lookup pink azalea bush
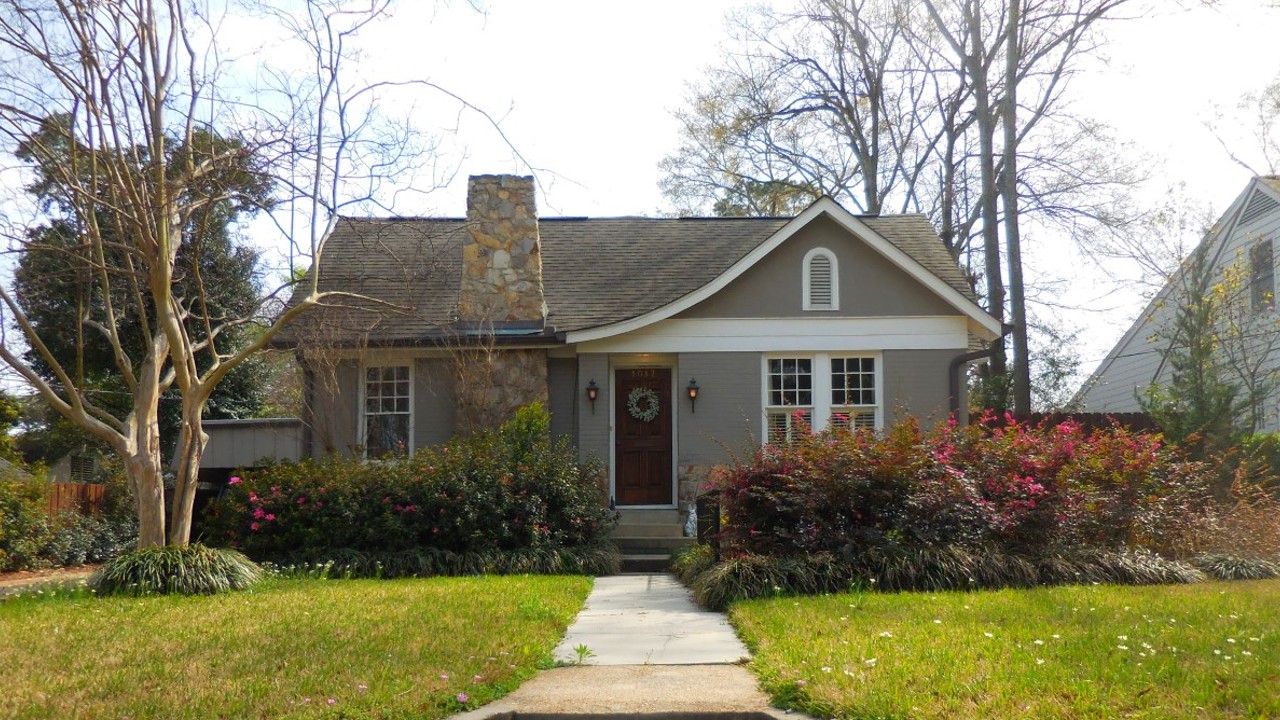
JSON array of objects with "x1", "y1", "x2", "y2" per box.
[
  {"x1": 711, "y1": 413, "x2": 1216, "y2": 560},
  {"x1": 202, "y1": 404, "x2": 615, "y2": 561}
]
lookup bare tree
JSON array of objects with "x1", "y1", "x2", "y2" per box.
[
  {"x1": 661, "y1": 0, "x2": 1144, "y2": 415},
  {"x1": 0, "y1": 0, "x2": 460, "y2": 547}
]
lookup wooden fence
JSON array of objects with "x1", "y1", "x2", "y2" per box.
[
  {"x1": 983, "y1": 412, "x2": 1161, "y2": 434},
  {"x1": 46, "y1": 482, "x2": 106, "y2": 517}
]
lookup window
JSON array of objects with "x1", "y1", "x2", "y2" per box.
[
  {"x1": 766, "y1": 357, "x2": 813, "y2": 441},
  {"x1": 1251, "y1": 239, "x2": 1274, "y2": 312},
  {"x1": 765, "y1": 354, "x2": 879, "y2": 441},
  {"x1": 363, "y1": 365, "x2": 411, "y2": 458},
  {"x1": 803, "y1": 248, "x2": 838, "y2": 311},
  {"x1": 830, "y1": 357, "x2": 877, "y2": 430}
]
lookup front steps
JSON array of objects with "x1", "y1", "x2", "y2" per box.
[{"x1": 612, "y1": 509, "x2": 695, "y2": 573}]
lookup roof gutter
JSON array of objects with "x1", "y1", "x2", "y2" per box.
[{"x1": 949, "y1": 323, "x2": 1016, "y2": 419}]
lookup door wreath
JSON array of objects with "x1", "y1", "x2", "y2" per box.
[{"x1": 626, "y1": 387, "x2": 661, "y2": 422}]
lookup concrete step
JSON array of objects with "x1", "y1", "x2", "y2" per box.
[
  {"x1": 620, "y1": 553, "x2": 673, "y2": 573},
  {"x1": 612, "y1": 522, "x2": 687, "y2": 538},
  {"x1": 613, "y1": 535, "x2": 696, "y2": 556},
  {"x1": 616, "y1": 508, "x2": 681, "y2": 525}
]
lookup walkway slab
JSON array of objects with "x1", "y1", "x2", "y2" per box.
[{"x1": 552, "y1": 574, "x2": 750, "y2": 666}]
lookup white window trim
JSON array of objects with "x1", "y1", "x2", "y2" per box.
[
  {"x1": 802, "y1": 247, "x2": 839, "y2": 311},
  {"x1": 358, "y1": 362, "x2": 415, "y2": 459},
  {"x1": 761, "y1": 352, "x2": 882, "y2": 440}
]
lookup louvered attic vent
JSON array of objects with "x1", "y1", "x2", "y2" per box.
[
  {"x1": 1242, "y1": 190, "x2": 1280, "y2": 226},
  {"x1": 808, "y1": 253, "x2": 834, "y2": 309}
]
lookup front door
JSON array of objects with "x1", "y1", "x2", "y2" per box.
[{"x1": 615, "y1": 368, "x2": 673, "y2": 506}]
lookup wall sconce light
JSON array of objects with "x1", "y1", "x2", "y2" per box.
[
  {"x1": 686, "y1": 378, "x2": 700, "y2": 413},
  {"x1": 586, "y1": 379, "x2": 599, "y2": 414}
]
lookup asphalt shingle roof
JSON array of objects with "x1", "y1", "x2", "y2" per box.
[{"x1": 276, "y1": 211, "x2": 977, "y2": 346}]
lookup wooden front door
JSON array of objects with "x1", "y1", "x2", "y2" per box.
[{"x1": 615, "y1": 368, "x2": 673, "y2": 506}]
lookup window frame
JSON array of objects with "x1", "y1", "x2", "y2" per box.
[
  {"x1": 1251, "y1": 239, "x2": 1275, "y2": 313},
  {"x1": 358, "y1": 363, "x2": 415, "y2": 459},
  {"x1": 802, "y1": 247, "x2": 839, "y2": 311},
  {"x1": 762, "y1": 352, "x2": 882, "y2": 442}
]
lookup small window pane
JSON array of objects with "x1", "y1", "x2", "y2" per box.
[{"x1": 364, "y1": 364, "x2": 411, "y2": 457}]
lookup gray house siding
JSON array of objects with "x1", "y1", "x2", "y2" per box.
[
  {"x1": 677, "y1": 352, "x2": 761, "y2": 466},
  {"x1": 413, "y1": 358, "x2": 456, "y2": 448},
  {"x1": 882, "y1": 349, "x2": 955, "y2": 426},
  {"x1": 308, "y1": 360, "x2": 360, "y2": 456},
  {"x1": 547, "y1": 356, "x2": 577, "y2": 440},
  {"x1": 577, "y1": 354, "x2": 610, "y2": 466},
  {"x1": 678, "y1": 215, "x2": 956, "y2": 320}
]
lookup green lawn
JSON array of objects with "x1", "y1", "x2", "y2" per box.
[
  {"x1": 733, "y1": 579, "x2": 1280, "y2": 719},
  {"x1": 1, "y1": 575, "x2": 590, "y2": 719}
]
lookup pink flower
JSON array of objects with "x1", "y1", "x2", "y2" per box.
[
  {"x1": 265, "y1": 514, "x2": 276, "y2": 521},
  {"x1": 250, "y1": 522, "x2": 260, "y2": 532},
  {"x1": 456, "y1": 692, "x2": 469, "y2": 704},
  {"x1": 327, "y1": 698, "x2": 336, "y2": 706},
  {"x1": 440, "y1": 673, "x2": 449, "y2": 681},
  {"x1": 228, "y1": 476, "x2": 242, "y2": 485},
  {"x1": 253, "y1": 508, "x2": 265, "y2": 519}
]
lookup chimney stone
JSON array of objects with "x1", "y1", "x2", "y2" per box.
[{"x1": 459, "y1": 174, "x2": 546, "y2": 326}]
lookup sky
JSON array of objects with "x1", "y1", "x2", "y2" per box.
[
  {"x1": 366, "y1": 0, "x2": 1278, "y2": 384},
  {"x1": 3, "y1": 0, "x2": 1279, "y2": 394}
]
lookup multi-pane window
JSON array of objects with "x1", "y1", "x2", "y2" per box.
[
  {"x1": 364, "y1": 365, "x2": 411, "y2": 458},
  {"x1": 1251, "y1": 239, "x2": 1274, "y2": 312},
  {"x1": 830, "y1": 357, "x2": 877, "y2": 429},
  {"x1": 766, "y1": 357, "x2": 813, "y2": 441},
  {"x1": 765, "y1": 354, "x2": 879, "y2": 441}
]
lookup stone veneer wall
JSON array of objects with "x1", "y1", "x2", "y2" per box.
[
  {"x1": 458, "y1": 174, "x2": 547, "y2": 323},
  {"x1": 454, "y1": 349, "x2": 549, "y2": 435}
]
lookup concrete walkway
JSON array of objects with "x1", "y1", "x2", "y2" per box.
[
  {"x1": 459, "y1": 574, "x2": 803, "y2": 719},
  {"x1": 552, "y1": 574, "x2": 750, "y2": 665}
]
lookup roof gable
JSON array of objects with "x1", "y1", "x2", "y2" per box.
[
  {"x1": 564, "y1": 197, "x2": 1000, "y2": 343},
  {"x1": 1076, "y1": 176, "x2": 1280, "y2": 407}
]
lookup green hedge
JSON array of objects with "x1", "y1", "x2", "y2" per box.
[{"x1": 202, "y1": 404, "x2": 618, "y2": 570}]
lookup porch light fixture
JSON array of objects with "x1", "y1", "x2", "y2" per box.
[
  {"x1": 586, "y1": 379, "x2": 599, "y2": 413},
  {"x1": 686, "y1": 378, "x2": 700, "y2": 413}
]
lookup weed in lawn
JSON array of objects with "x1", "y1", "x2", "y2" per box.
[{"x1": 571, "y1": 643, "x2": 596, "y2": 664}]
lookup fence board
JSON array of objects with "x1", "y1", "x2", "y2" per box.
[{"x1": 46, "y1": 483, "x2": 106, "y2": 517}]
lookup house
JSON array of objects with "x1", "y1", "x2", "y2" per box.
[
  {"x1": 202, "y1": 174, "x2": 998, "y2": 545},
  {"x1": 1078, "y1": 176, "x2": 1280, "y2": 431}
]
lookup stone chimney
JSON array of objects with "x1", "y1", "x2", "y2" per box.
[
  {"x1": 453, "y1": 174, "x2": 549, "y2": 435},
  {"x1": 458, "y1": 174, "x2": 546, "y2": 328}
]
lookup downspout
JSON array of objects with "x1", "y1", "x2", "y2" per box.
[{"x1": 949, "y1": 323, "x2": 1016, "y2": 423}]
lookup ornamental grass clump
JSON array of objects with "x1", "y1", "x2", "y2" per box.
[
  {"x1": 92, "y1": 543, "x2": 262, "y2": 596},
  {"x1": 201, "y1": 403, "x2": 618, "y2": 575}
]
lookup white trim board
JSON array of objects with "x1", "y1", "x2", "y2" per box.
[
  {"x1": 564, "y1": 198, "x2": 1002, "y2": 344},
  {"x1": 576, "y1": 317, "x2": 970, "y2": 354}
]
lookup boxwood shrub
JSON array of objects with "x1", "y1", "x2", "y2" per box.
[{"x1": 202, "y1": 404, "x2": 618, "y2": 571}]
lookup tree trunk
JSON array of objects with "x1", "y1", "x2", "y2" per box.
[
  {"x1": 967, "y1": 0, "x2": 1006, "y2": 384},
  {"x1": 168, "y1": 395, "x2": 208, "y2": 546},
  {"x1": 129, "y1": 354, "x2": 167, "y2": 548},
  {"x1": 1002, "y1": 0, "x2": 1031, "y2": 416}
]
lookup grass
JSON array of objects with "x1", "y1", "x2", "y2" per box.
[
  {"x1": 0, "y1": 574, "x2": 590, "y2": 719},
  {"x1": 732, "y1": 579, "x2": 1280, "y2": 719}
]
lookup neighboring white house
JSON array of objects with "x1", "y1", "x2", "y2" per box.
[{"x1": 1078, "y1": 176, "x2": 1280, "y2": 431}]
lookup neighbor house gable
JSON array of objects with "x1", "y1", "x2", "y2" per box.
[
  {"x1": 1078, "y1": 177, "x2": 1280, "y2": 413},
  {"x1": 563, "y1": 197, "x2": 1000, "y2": 344}
]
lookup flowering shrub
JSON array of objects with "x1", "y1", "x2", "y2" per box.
[
  {"x1": 711, "y1": 413, "x2": 1216, "y2": 561},
  {"x1": 202, "y1": 404, "x2": 616, "y2": 562}
]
